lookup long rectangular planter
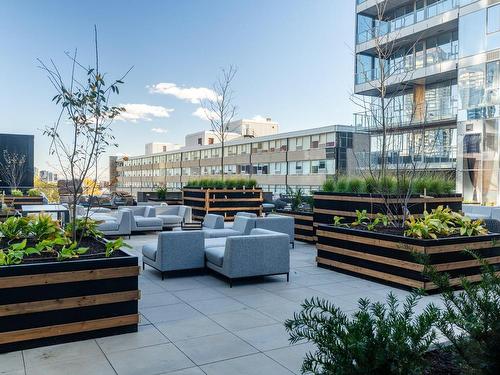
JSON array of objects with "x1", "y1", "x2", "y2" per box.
[
  {"x1": 0, "y1": 250, "x2": 139, "y2": 353},
  {"x1": 183, "y1": 188, "x2": 263, "y2": 221},
  {"x1": 3, "y1": 196, "x2": 44, "y2": 210},
  {"x1": 316, "y1": 224, "x2": 500, "y2": 291},
  {"x1": 276, "y1": 210, "x2": 314, "y2": 243},
  {"x1": 314, "y1": 192, "x2": 463, "y2": 227}
]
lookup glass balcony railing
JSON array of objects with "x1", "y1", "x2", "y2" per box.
[{"x1": 357, "y1": 0, "x2": 458, "y2": 44}]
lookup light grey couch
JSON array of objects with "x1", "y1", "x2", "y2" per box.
[
  {"x1": 202, "y1": 215, "x2": 256, "y2": 238},
  {"x1": 256, "y1": 214, "x2": 295, "y2": 247},
  {"x1": 203, "y1": 214, "x2": 225, "y2": 229},
  {"x1": 155, "y1": 205, "x2": 192, "y2": 229},
  {"x1": 205, "y1": 228, "x2": 290, "y2": 287},
  {"x1": 225, "y1": 212, "x2": 258, "y2": 229},
  {"x1": 75, "y1": 205, "x2": 132, "y2": 237},
  {"x1": 142, "y1": 231, "x2": 205, "y2": 279},
  {"x1": 462, "y1": 205, "x2": 493, "y2": 219},
  {"x1": 119, "y1": 206, "x2": 163, "y2": 232}
]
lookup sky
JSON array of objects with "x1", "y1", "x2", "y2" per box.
[{"x1": 0, "y1": 0, "x2": 357, "y2": 179}]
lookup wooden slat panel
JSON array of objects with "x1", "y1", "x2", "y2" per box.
[
  {"x1": 295, "y1": 234, "x2": 314, "y2": 241},
  {"x1": 316, "y1": 257, "x2": 424, "y2": 289},
  {"x1": 425, "y1": 272, "x2": 500, "y2": 290},
  {"x1": 314, "y1": 195, "x2": 386, "y2": 203},
  {"x1": 207, "y1": 207, "x2": 261, "y2": 212},
  {"x1": 278, "y1": 213, "x2": 313, "y2": 221},
  {"x1": 183, "y1": 197, "x2": 206, "y2": 202},
  {"x1": 0, "y1": 314, "x2": 139, "y2": 345},
  {"x1": 1, "y1": 266, "x2": 140, "y2": 289},
  {"x1": 433, "y1": 256, "x2": 500, "y2": 272},
  {"x1": 206, "y1": 198, "x2": 263, "y2": 202},
  {"x1": 313, "y1": 208, "x2": 420, "y2": 220},
  {"x1": 314, "y1": 195, "x2": 462, "y2": 204},
  {"x1": 295, "y1": 224, "x2": 313, "y2": 231},
  {"x1": 0, "y1": 290, "x2": 140, "y2": 317},
  {"x1": 316, "y1": 230, "x2": 425, "y2": 253},
  {"x1": 317, "y1": 243, "x2": 424, "y2": 271},
  {"x1": 426, "y1": 240, "x2": 498, "y2": 254},
  {"x1": 184, "y1": 188, "x2": 262, "y2": 193}
]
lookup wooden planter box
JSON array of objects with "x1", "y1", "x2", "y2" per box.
[
  {"x1": 183, "y1": 188, "x2": 263, "y2": 221},
  {"x1": 0, "y1": 250, "x2": 139, "y2": 353},
  {"x1": 3, "y1": 196, "x2": 44, "y2": 210},
  {"x1": 314, "y1": 192, "x2": 463, "y2": 227},
  {"x1": 316, "y1": 224, "x2": 500, "y2": 291},
  {"x1": 276, "y1": 210, "x2": 314, "y2": 243}
]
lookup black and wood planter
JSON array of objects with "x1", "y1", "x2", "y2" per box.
[
  {"x1": 276, "y1": 210, "x2": 314, "y2": 243},
  {"x1": 316, "y1": 224, "x2": 500, "y2": 291},
  {"x1": 314, "y1": 192, "x2": 463, "y2": 227},
  {"x1": 3, "y1": 196, "x2": 44, "y2": 210},
  {"x1": 183, "y1": 188, "x2": 263, "y2": 221},
  {"x1": 0, "y1": 250, "x2": 139, "y2": 353}
]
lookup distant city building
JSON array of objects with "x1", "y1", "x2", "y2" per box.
[
  {"x1": 145, "y1": 142, "x2": 181, "y2": 155},
  {"x1": 0, "y1": 133, "x2": 35, "y2": 190},
  {"x1": 39, "y1": 170, "x2": 58, "y2": 183},
  {"x1": 185, "y1": 131, "x2": 241, "y2": 147},
  {"x1": 111, "y1": 125, "x2": 369, "y2": 195}
]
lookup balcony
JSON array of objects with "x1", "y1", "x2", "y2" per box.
[{"x1": 356, "y1": 0, "x2": 459, "y2": 50}]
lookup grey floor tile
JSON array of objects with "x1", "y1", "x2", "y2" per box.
[
  {"x1": 159, "y1": 278, "x2": 206, "y2": 292},
  {"x1": 96, "y1": 324, "x2": 169, "y2": 354},
  {"x1": 274, "y1": 287, "x2": 333, "y2": 303},
  {"x1": 208, "y1": 308, "x2": 277, "y2": 331},
  {"x1": 155, "y1": 316, "x2": 226, "y2": 342},
  {"x1": 25, "y1": 356, "x2": 115, "y2": 375},
  {"x1": 139, "y1": 279, "x2": 165, "y2": 295},
  {"x1": 309, "y1": 283, "x2": 364, "y2": 297},
  {"x1": 201, "y1": 353, "x2": 293, "y2": 375},
  {"x1": 107, "y1": 343, "x2": 194, "y2": 375},
  {"x1": 173, "y1": 287, "x2": 225, "y2": 303},
  {"x1": 141, "y1": 303, "x2": 203, "y2": 324},
  {"x1": 188, "y1": 296, "x2": 247, "y2": 315},
  {"x1": 175, "y1": 332, "x2": 257, "y2": 365},
  {"x1": 139, "y1": 291, "x2": 182, "y2": 308},
  {"x1": 256, "y1": 300, "x2": 303, "y2": 322},
  {"x1": 232, "y1": 291, "x2": 291, "y2": 309},
  {"x1": 0, "y1": 351, "x2": 24, "y2": 373},
  {"x1": 234, "y1": 323, "x2": 293, "y2": 351},
  {"x1": 265, "y1": 342, "x2": 317, "y2": 374},
  {"x1": 161, "y1": 367, "x2": 205, "y2": 374},
  {"x1": 23, "y1": 339, "x2": 104, "y2": 368}
]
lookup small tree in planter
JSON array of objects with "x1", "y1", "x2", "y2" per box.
[
  {"x1": 38, "y1": 26, "x2": 131, "y2": 241},
  {"x1": 0, "y1": 150, "x2": 26, "y2": 190}
]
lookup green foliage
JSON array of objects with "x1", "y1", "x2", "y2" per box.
[
  {"x1": 56, "y1": 242, "x2": 89, "y2": 261},
  {"x1": 332, "y1": 216, "x2": 347, "y2": 227},
  {"x1": 405, "y1": 206, "x2": 488, "y2": 239},
  {"x1": 27, "y1": 237, "x2": 71, "y2": 255},
  {"x1": 65, "y1": 218, "x2": 103, "y2": 239},
  {"x1": 28, "y1": 214, "x2": 61, "y2": 241},
  {"x1": 156, "y1": 186, "x2": 167, "y2": 200},
  {"x1": 0, "y1": 240, "x2": 28, "y2": 265},
  {"x1": 285, "y1": 293, "x2": 439, "y2": 375},
  {"x1": 105, "y1": 237, "x2": 132, "y2": 257},
  {"x1": 423, "y1": 252, "x2": 500, "y2": 374},
  {"x1": 185, "y1": 178, "x2": 258, "y2": 189},
  {"x1": 334, "y1": 176, "x2": 349, "y2": 193},
  {"x1": 10, "y1": 189, "x2": 23, "y2": 197},
  {"x1": 27, "y1": 188, "x2": 41, "y2": 197},
  {"x1": 0, "y1": 216, "x2": 30, "y2": 241},
  {"x1": 346, "y1": 177, "x2": 365, "y2": 193},
  {"x1": 351, "y1": 209, "x2": 370, "y2": 227},
  {"x1": 364, "y1": 175, "x2": 378, "y2": 194},
  {"x1": 322, "y1": 178, "x2": 336, "y2": 193},
  {"x1": 367, "y1": 213, "x2": 391, "y2": 231}
]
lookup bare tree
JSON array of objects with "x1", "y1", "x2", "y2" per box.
[
  {"x1": 38, "y1": 26, "x2": 131, "y2": 241},
  {"x1": 0, "y1": 150, "x2": 26, "y2": 190},
  {"x1": 350, "y1": 3, "x2": 441, "y2": 226},
  {"x1": 200, "y1": 65, "x2": 238, "y2": 181}
]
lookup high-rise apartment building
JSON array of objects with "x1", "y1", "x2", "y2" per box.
[{"x1": 354, "y1": 0, "x2": 500, "y2": 204}]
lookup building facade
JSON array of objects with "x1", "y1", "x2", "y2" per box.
[
  {"x1": 0, "y1": 133, "x2": 35, "y2": 190},
  {"x1": 354, "y1": 0, "x2": 500, "y2": 204},
  {"x1": 113, "y1": 125, "x2": 369, "y2": 196}
]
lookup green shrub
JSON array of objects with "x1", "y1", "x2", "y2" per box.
[
  {"x1": 185, "y1": 178, "x2": 259, "y2": 190},
  {"x1": 27, "y1": 188, "x2": 41, "y2": 197},
  {"x1": 65, "y1": 218, "x2": 103, "y2": 239},
  {"x1": 28, "y1": 214, "x2": 61, "y2": 241},
  {"x1": 379, "y1": 175, "x2": 397, "y2": 194},
  {"x1": 347, "y1": 177, "x2": 365, "y2": 193},
  {"x1": 156, "y1": 186, "x2": 167, "y2": 200},
  {"x1": 322, "y1": 178, "x2": 336, "y2": 193},
  {"x1": 10, "y1": 189, "x2": 23, "y2": 197},
  {"x1": 423, "y1": 252, "x2": 500, "y2": 374},
  {"x1": 335, "y1": 176, "x2": 349, "y2": 193},
  {"x1": 285, "y1": 293, "x2": 439, "y2": 374},
  {"x1": 0, "y1": 216, "x2": 30, "y2": 241},
  {"x1": 364, "y1": 175, "x2": 378, "y2": 194}
]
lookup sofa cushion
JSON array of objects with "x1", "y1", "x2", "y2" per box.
[
  {"x1": 205, "y1": 246, "x2": 225, "y2": 267},
  {"x1": 203, "y1": 228, "x2": 240, "y2": 238},
  {"x1": 142, "y1": 243, "x2": 157, "y2": 261},
  {"x1": 203, "y1": 214, "x2": 224, "y2": 229},
  {"x1": 205, "y1": 237, "x2": 227, "y2": 248},
  {"x1": 135, "y1": 217, "x2": 162, "y2": 227},
  {"x1": 157, "y1": 214, "x2": 182, "y2": 225},
  {"x1": 97, "y1": 220, "x2": 119, "y2": 231},
  {"x1": 232, "y1": 216, "x2": 255, "y2": 235}
]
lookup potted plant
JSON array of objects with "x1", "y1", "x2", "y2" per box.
[{"x1": 277, "y1": 187, "x2": 315, "y2": 243}]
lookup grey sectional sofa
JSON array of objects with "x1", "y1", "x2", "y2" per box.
[
  {"x1": 204, "y1": 228, "x2": 290, "y2": 287},
  {"x1": 75, "y1": 205, "x2": 132, "y2": 237},
  {"x1": 255, "y1": 214, "x2": 295, "y2": 247},
  {"x1": 202, "y1": 215, "x2": 256, "y2": 238},
  {"x1": 119, "y1": 206, "x2": 163, "y2": 232},
  {"x1": 155, "y1": 205, "x2": 192, "y2": 229},
  {"x1": 142, "y1": 231, "x2": 205, "y2": 279}
]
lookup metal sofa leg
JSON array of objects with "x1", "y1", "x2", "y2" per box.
[
  {"x1": 286, "y1": 273, "x2": 289, "y2": 282},
  {"x1": 229, "y1": 278, "x2": 233, "y2": 288},
  {"x1": 142, "y1": 261, "x2": 145, "y2": 270},
  {"x1": 161, "y1": 272, "x2": 165, "y2": 281},
  {"x1": 291, "y1": 241, "x2": 295, "y2": 249}
]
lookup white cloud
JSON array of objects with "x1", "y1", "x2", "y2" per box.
[
  {"x1": 117, "y1": 104, "x2": 174, "y2": 122},
  {"x1": 148, "y1": 83, "x2": 217, "y2": 104},
  {"x1": 251, "y1": 115, "x2": 267, "y2": 122},
  {"x1": 151, "y1": 127, "x2": 168, "y2": 134},
  {"x1": 192, "y1": 107, "x2": 217, "y2": 121}
]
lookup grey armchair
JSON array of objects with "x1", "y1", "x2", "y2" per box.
[
  {"x1": 96, "y1": 209, "x2": 132, "y2": 237},
  {"x1": 225, "y1": 212, "x2": 258, "y2": 229},
  {"x1": 205, "y1": 228, "x2": 290, "y2": 287},
  {"x1": 255, "y1": 214, "x2": 295, "y2": 247},
  {"x1": 203, "y1": 214, "x2": 225, "y2": 229},
  {"x1": 156, "y1": 205, "x2": 192, "y2": 228},
  {"x1": 142, "y1": 231, "x2": 205, "y2": 279},
  {"x1": 202, "y1": 216, "x2": 256, "y2": 238},
  {"x1": 120, "y1": 206, "x2": 163, "y2": 232}
]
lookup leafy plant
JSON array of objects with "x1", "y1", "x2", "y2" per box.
[
  {"x1": 56, "y1": 242, "x2": 89, "y2": 261},
  {"x1": 455, "y1": 216, "x2": 488, "y2": 237},
  {"x1": 285, "y1": 293, "x2": 439, "y2": 374},
  {"x1": 104, "y1": 237, "x2": 132, "y2": 257},
  {"x1": 351, "y1": 209, "x2": 370, "y2": 227},
  {"x1": 347, "y1": 177, "x2": 365, "y2": 193},
  {"x1": 0, "y1": 240, "x2": 28, "y2": 265},
  {"x1": 65, "y1": 218, "x2": 103, "y2": 239},
  {"x1": 322, "y1": 178, "x2": 336, "y2": 193},
  {"x1": 156, "y1": 186, "x2": 167, "y2": 200},
  {"x1": 10, "y1": 189, "x2": 23, "y2": 197},
  {"x1": 27, "y1": 236, "x2": 71, "y2": 255},
  {"x1": 0, "y1": 216, "x2": 30, "y2": 241},
  {"x1": 423, "y1": 252, "x2": 500, "y2": 374},
  {"x1": 27, "y1": 188, "x2": 41, "y2": 197},
  {"x1": 332, "y1": 216, "x2": 347, "y2": 227},
  {"x1": 28, "y1": 214, "x2": 61, "y2": 241},
  {"x1": 335, "y1": 176, "x2": 349, "y2": 193},
  {"x1": 367, "y1": 213, "x2": 391, "y2": 231}
]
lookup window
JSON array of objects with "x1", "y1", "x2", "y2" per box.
[
  {"x1": 488, "y1": 5, "x2": 500, "y2": 34},
  {"x1": 311, "y1": 135, "x2": 320, "y2": 149},
  {"x1": 197, "y1": 138, "x2": 202, "y2": 145}
]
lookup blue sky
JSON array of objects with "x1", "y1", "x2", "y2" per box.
[{"x1": 0, "y1": 0, "x2": 356, "y2": 177}]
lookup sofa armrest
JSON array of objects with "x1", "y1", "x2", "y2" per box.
[
  {"x1": 157, "y1": 231, "x2": 205, "y2": 270},
  {"x1": 145, "y1": 206, "x2": 156, "y2": 217},
  {"x1": 203, "y1": 214, "x2": 224, "y2": 229}
]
